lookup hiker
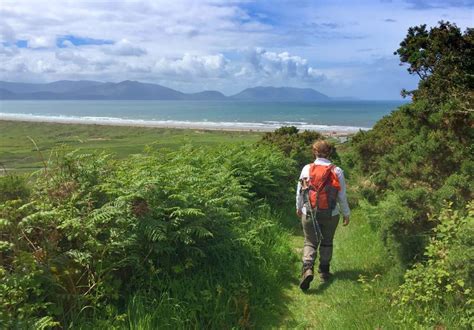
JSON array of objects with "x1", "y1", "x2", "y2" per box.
[{"x1": 296, "y1": 140, "x2": 350, "y2": 291}]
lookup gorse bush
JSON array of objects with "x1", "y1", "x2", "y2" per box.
[
  {"x1": 392, "y1": 202, "x2": 474, "y2": 327},
  {"x1": 259, "y1": 126, "x2": 326, "y2": 170},
  {"x1": 361, "y1": 189, "x2": 431, "y2": 264},
  {"x1": 350, "y1": 22, "x2": 473, "y2": 198},
  {"x1": 349, "y1": 22, "x2": 473, "y2": 263},
  {"x1": 351, "y1": 101, "x2": 473, "y2": 195},
  {"x1": 347, "y1": 21, "x2": 473, "y2": 328},
  {"x1": 0, "y1": 143, "x2": 295, "y2": 327}
]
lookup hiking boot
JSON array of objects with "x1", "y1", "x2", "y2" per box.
[
  {"x1": 319, "y1": 271, "x2": 332, "y2": 282},
  {"x1": 299, "y1": 263, "x2": 314, "y2": 291},
  {"x1": 318, "y1": 264, "x2": 331, "y2": 283}
]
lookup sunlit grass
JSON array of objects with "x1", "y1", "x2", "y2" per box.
[
  {"x1": 275, "y1": 208, "x2": 404, "y2": 329},
  {"x1": 0, "y1": 120, "x2": 261, "y2": 172}
]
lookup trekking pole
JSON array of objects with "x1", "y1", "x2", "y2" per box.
[{"x1": 300, "y1": 182, "x2": 323, "y2": 243}]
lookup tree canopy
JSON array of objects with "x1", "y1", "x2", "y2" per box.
[{"x1": 395, "y1": 21, "x2": 473, "y2": 112}]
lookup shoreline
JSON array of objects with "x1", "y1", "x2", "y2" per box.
[{"x1": 0, "y1": 114, "x2": 366, "y2": 137}]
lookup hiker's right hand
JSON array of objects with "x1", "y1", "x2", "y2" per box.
[
  {"x1": 343, "y1": 216, "x2": 350, "y2": 226},
  {"x1": 296, "y1": 209, "x2": 302, "y2": 217}
]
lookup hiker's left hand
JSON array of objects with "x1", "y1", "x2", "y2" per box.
[{"x1": 343, "y1": 216, "x2": 350, "y2": 226}]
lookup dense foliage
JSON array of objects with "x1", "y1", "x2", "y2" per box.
[
  {"x1": 260, "y1": 126, "x2": 325, "y2": 170},
  {"x1": 0, "y1": 144, "x2": 296, "y2": 328},
  {"x1": 392, "y1": 202, "x2": 473, "y2": 327},
  {"x1": 395, "y1": 21, "x2": 473, "y2": 105},
  {"x1": 350, "y1": 21, "x2": 473, "y2": 259},
  {"x1": 0, "y1": 175, "x2": 29, "y2": 203},
  {"x1": 348, "y1": 21, "x2": 473, "y2": 327}
]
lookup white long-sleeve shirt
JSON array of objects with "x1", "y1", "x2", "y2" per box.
[{"x1": 296, "y1": 157, "x2": 350, "y2": 217}]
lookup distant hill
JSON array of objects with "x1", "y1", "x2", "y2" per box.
[
  {"x1": 230, "y1": 86, "x2": 330, "y2": 101},
  {"x1": 183, "y1": 90, "x2": 227, "y2": 101},
  {"x1": 0, "y1": 80, "x2": 339, "y2": 101},
  {"x1": 0, "y1": 88, "x2": 18, "y2": 99},
  {"x1": 72, "y1": 80, "x2": 186, "y2": 100},
  {"x1": 331, "y1": 96, "x2": 360, "y2": 101}
]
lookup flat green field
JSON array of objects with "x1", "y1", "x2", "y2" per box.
[{"x1": 0, "y1": 120, "x2": 261, "y2": 172}]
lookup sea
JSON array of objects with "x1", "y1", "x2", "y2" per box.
[{"x1": 0, "y1": 100, "x2": 407, "y2": 132}]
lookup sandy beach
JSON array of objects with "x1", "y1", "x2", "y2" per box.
[{"x1": 0, "y1": 113, "x2": 364, "y2": 137}]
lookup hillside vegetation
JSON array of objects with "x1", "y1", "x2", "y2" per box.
[
  {"x1": 1, "y1": 144, "x2": 297, "y2": 328},
  {"x1": 347, "y1": 21, "x2": 473, "y2": 327}
]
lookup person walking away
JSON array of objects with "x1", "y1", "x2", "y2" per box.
[{"x1": 296, "y1": 140, "x2": 350, "y2": 291}]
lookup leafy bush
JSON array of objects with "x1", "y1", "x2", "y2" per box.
[
  {"x1": 123, "y1": 205, "x2": 295, "y2": 328},
  {"x1": 351, "y1": 22, "x2": 473, "y2": 196},
  {"x1": 220, "y1": 144, "x2": 295, "y2": 206},
  {"x1": 259, "y1": 126, "x2": 325, "y2": 170},
  {"x1": 362, "y1": 189, "x2": 433, "y2": 264},
  {"x1": 392, "y1": 202, "x2": 473, "y2": 328},
  {"x1": 349, "y1": 22, "x2": 473, "y2": 265},
  {"x1": 351, "y1": 102, "x2": 472, "y2": 193},
  {"x1": 0, "y1": 144, "x2": 296, "y2": 327}
]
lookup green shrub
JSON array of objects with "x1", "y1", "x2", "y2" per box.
[
  {"x1": 123, "y1": 205, "x2": 295, "y2": 328},
  {"x1": 220, "y1": 144, "x2": 295, "y2": 206},
  {"x1": 259, "y1": 126, "x2": 324, "y2": 170},
  {"x1": 362, "y1": 189, "x2": 431, "y2": 264},
  {"x1": 349, "y1": 23, "x2": 473, "y2": 268},
  {"x1": 392, "y1": 202, "x2": 473, "y2": 328},
  {"x1": 0, "y1": 144, "x2": 296, "y2": 327}
]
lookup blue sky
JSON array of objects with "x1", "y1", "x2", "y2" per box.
[{"x1": 0, "y1": 0, "x2": 472, "y2": 99}]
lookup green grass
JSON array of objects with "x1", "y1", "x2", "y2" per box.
[
  {"x1": 0, "y1": 120, "x2": 261, "y2": 172},
  {"x1": 112, "y1": 206, "x2": 406, "y2": 329},
  {"x1": 101, "y1": 207, "x2": 405, "y2": 329},
  {"x1": 260, "y1": 208, "x2": 405, "y2": 329}
]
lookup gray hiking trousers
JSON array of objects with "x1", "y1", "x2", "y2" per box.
[{"x1": 301, "y1": 212, "x2": 340, "y2": 267}]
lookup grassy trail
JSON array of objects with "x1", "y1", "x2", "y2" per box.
[{"x1": 265, "y1": 208, "x2": 403, "y2": 329}]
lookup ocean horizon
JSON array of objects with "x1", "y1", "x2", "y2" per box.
[{"x1": 0, "y1": 99, "x2": 407, "y2": 132}]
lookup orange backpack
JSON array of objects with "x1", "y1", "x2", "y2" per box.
[{"x1": 308, "y1": 164, "x2": 341, "y2": 215}]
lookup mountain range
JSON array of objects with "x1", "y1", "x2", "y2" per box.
[{"x1": 0, "y1": 80, "x2": 339, "y2": 101}]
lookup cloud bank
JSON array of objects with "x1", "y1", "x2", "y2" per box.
[{"x1": 0, "y1": 0, "x2": 471, "y2": 98}]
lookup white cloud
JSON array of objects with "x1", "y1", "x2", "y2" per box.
[
  {"x1": 307, "y1": 67, "x2": 325, "y2": 79},
  {"x1": 103, "y1": 39, "x2": 147, "y2": 56},
  {"x1": 242, "y1": 48, "x2": 326, "y2": 81},
  {"x1": 31, "y1": 60, "x2": 55, "y2": 73},
  {"x1": 0, "y1": 22, "x2": 16, "y2": 43},
  {"x1": 60, "y1": 40, "x2": 74, "y2": 48},
  {"x1": 55, "y1": 49, "x2": 89, "y2": 66},
  {"x1": 28, "y1": 36, "x2": 56, "y2": 48},
  {"x1": 55, "y1": 48, "x2": 117, "y2": 72},
  {"x1": 1, "y1": 58, "x2": 28, "y2": 73},
  {"x1": 154, "y1": 53, "x2": 229, "y2": 78},
  {"x1": 0, "y1": 43, "x2": 18, "y2": 56},
  {"x1": 164, "y1": 25, "x2": 199, "y2": 37}
]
